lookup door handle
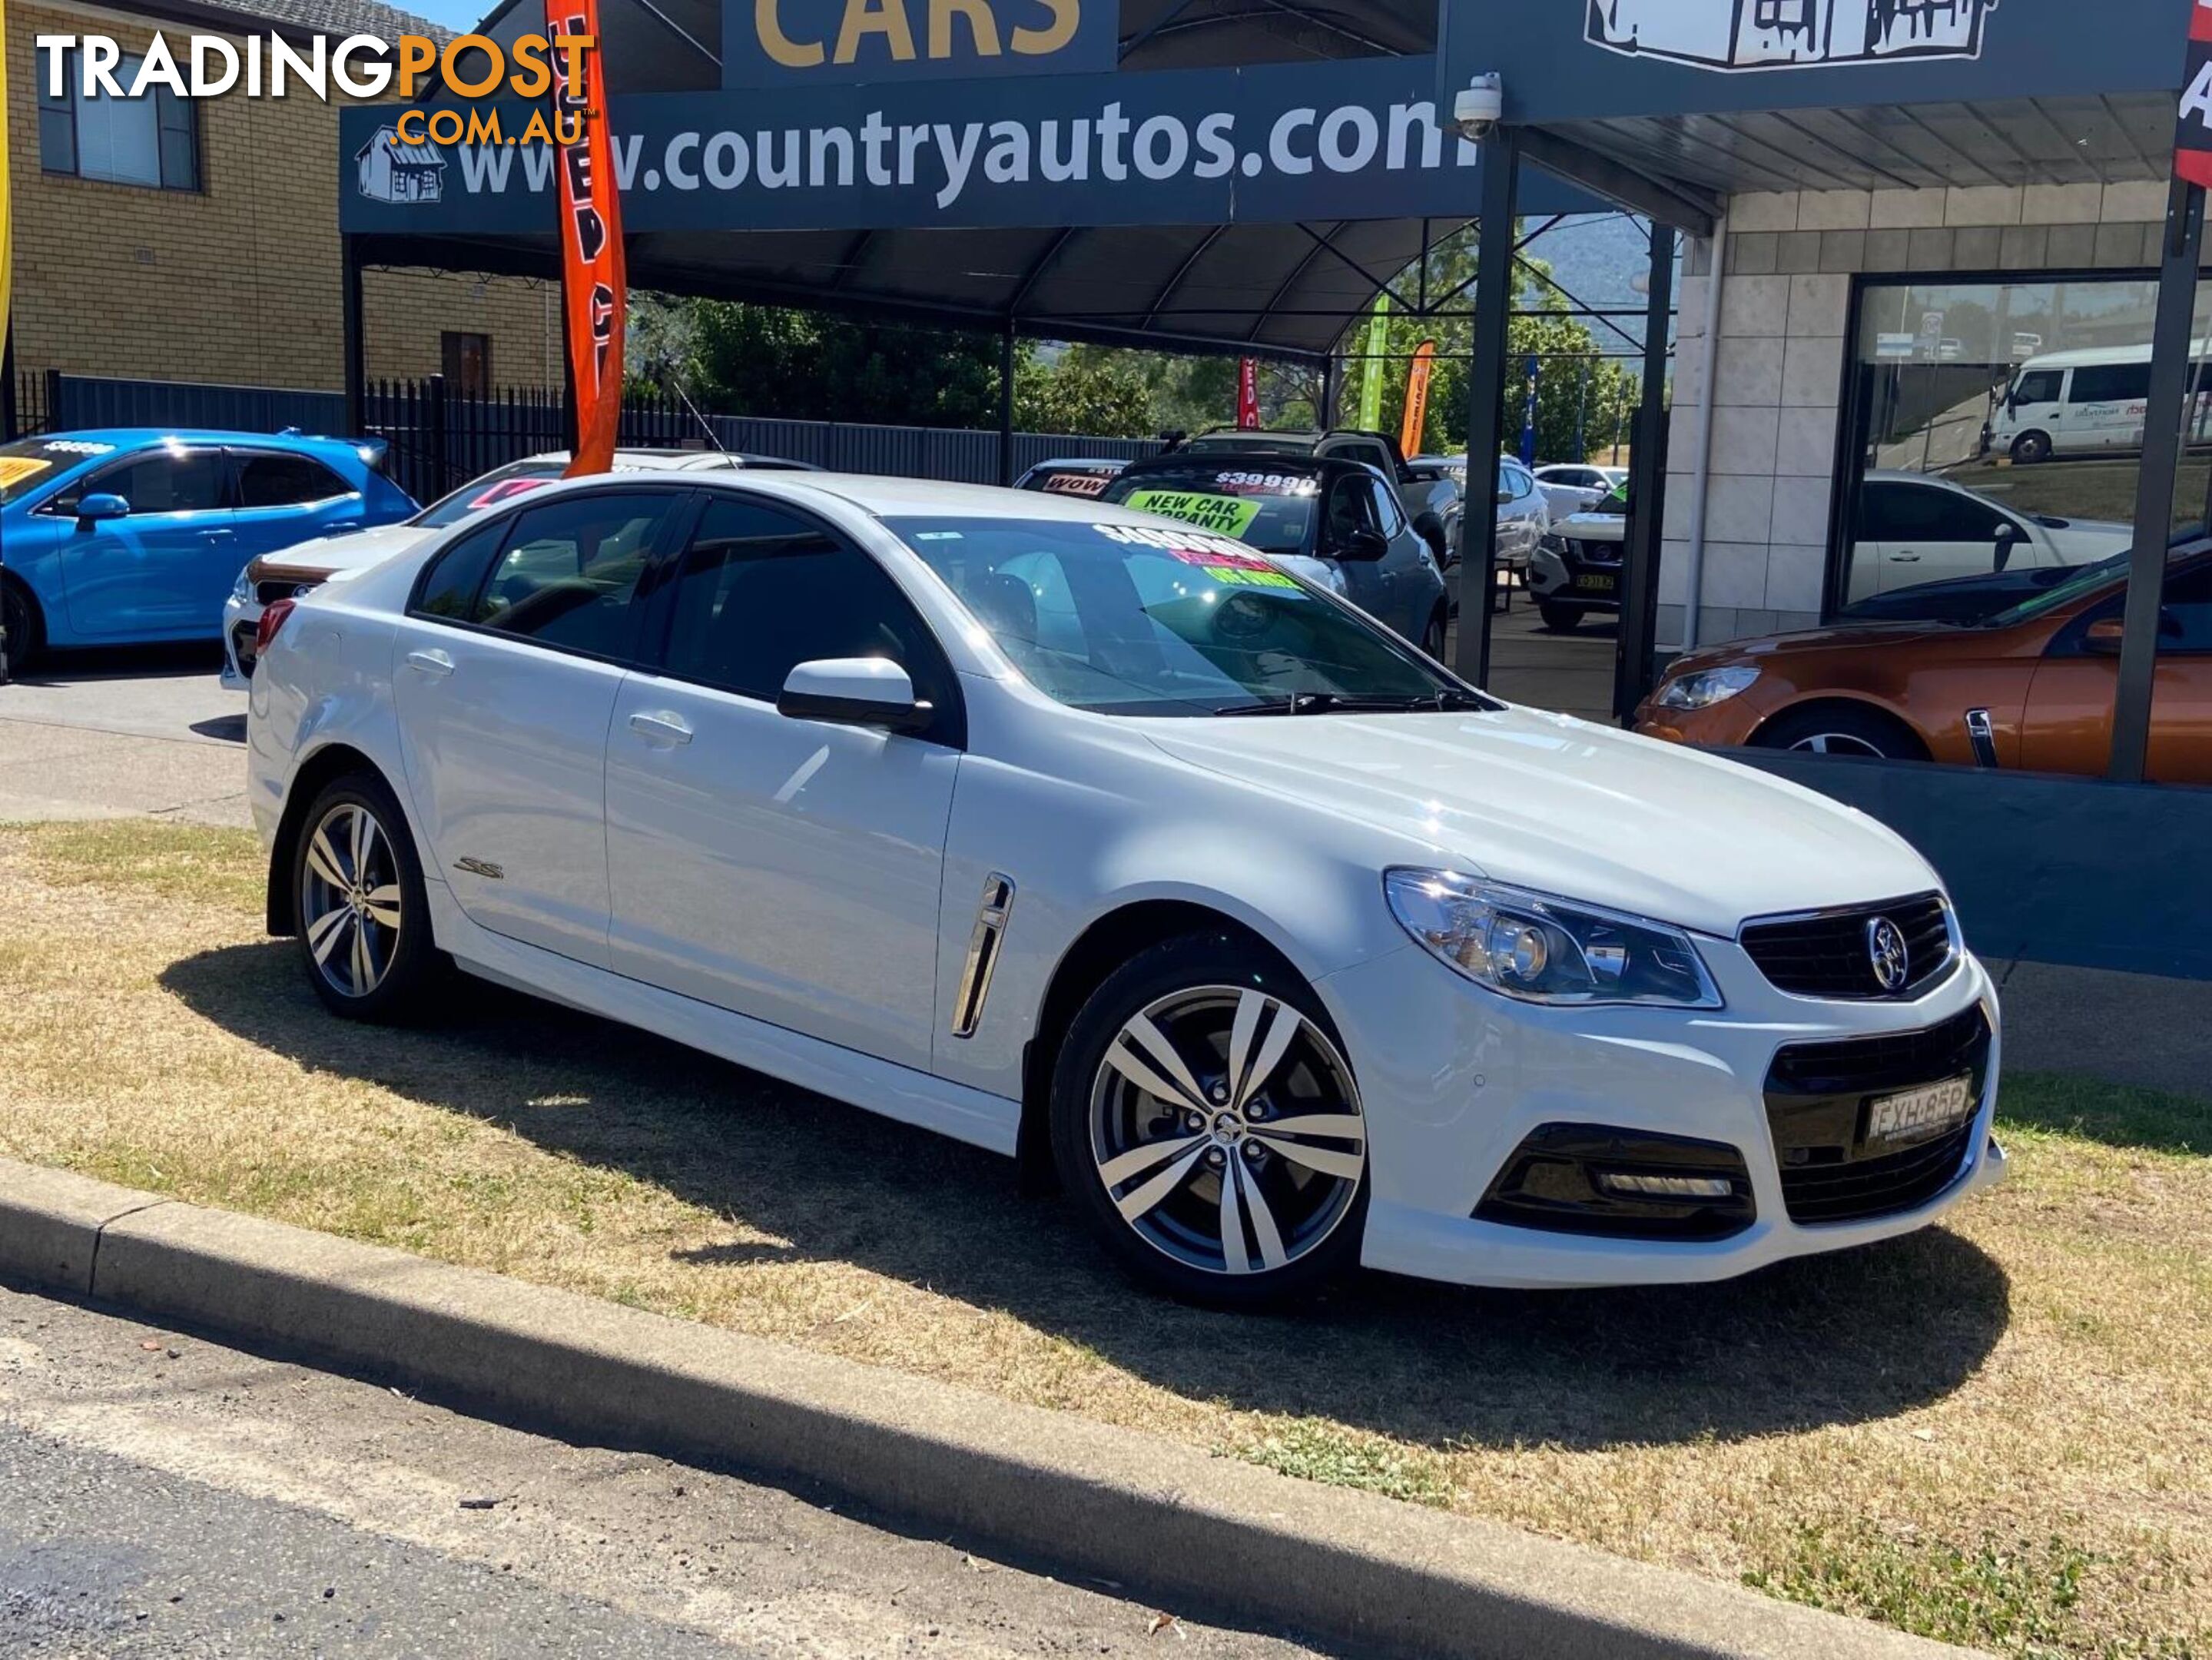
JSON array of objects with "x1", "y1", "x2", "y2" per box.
[
  {"x1": 201, "y1": 527, "x2": 235, "y2": 540},
  {"x1": 628, "y1": 710, "x2": 694, "y2": 746},
  {"x1": 405, "y1": 648, "x2": 454, "y2": 677},
  {"x1": 1889, "y1": 552, "x2": 1921, "y2": 563}
]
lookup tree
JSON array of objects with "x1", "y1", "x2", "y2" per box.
[{"x1": 1015, "y1": 350, "x2": 1155, "y2": 437}]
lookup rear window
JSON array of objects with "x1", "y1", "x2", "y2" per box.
[
  {"x1": 1100, "y1": 463, "x2": 1322, "y2": 557},
  {"x1": 413, "y1": 461, "x2": 571, "y2": 529}
]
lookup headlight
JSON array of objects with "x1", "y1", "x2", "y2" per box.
[
  {"x1": 1655, "y1": 665, "x2": 1759, "y2": 712},
  {"x1": 1383, "y1": 871, "x2": 1722, "y2": 1008},
  {"x1": 230, "y1": 566, "x2": 254, "y2": 603},
  {"x1": 1537, "y1": 532, "x2": 1570, "y2": 555}
]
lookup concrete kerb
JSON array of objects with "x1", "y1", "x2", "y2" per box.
[{"x1": 0, "y1": 1157, "x2": 1979, "y2": 1660}]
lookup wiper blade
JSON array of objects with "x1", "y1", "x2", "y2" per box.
[{"x1": 1212, "y1": 689, "x2": 1487, "y2": 717}]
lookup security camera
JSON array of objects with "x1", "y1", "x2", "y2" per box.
[{"x1": 1453, "y1": 74, "x2": 1504, "y2": 141}]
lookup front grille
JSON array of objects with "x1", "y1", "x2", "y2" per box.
[
  {"x1": 1566, "y1": 538, "x2": 1622, "y2": 565},
  {"x1": 1765, "y1": 1006, "x2": 1991, "y2": 1226},
  {"x1": 230, "y1": 619, "x2": 260, "y2": 677},
  {"x1": 1739, "y1": 893, "x2": 1954, "y2": 1000}
]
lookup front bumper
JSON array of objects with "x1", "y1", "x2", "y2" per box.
[
  {"x1": 1528, "y1": 541, "x2": 1623, "y2": 610},
  {"x1": 1319, "y1": 937, "x2": 2003, "y2": 1290}
]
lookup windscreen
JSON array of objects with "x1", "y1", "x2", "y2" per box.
[
  {"x1": 412, "y1": 461, "x2": 572, "y2": 529},
  {"x1": 1098, "y1": 463, "x2": 1322, "y2": 558},
  {"x1": 889, "y1": 515, "x2": 1484, "y2": 718},
  {"x1": 0, "y1": 436, "x2": 117, "y2": 506}
]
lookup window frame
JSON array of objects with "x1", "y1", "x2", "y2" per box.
[
  {"x1": 402, "y1": 482, "x2": 693, "y2": 669},
  {"x1": 38, "y1": 46, "x2": 201, "y2": 192},
  {"x1": 636, "y1": 487, "x2": 968, "y2": 749},
  {"x1": 227, "y1": 448, "x2": 361, "y2": 511}
]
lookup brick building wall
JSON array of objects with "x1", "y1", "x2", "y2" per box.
[{"x1": 5, "y1": 0, "x2": 555, "y2": 392}]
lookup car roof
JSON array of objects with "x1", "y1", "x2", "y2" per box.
[
  {"x1": 510, "y1": 448, "x2": 792, "y2": 471},
  {"x1": 1022, "y1": 457, "x2": 1128, "y2": 471},
  {"x1": 1121, "y1": 449, "x2": 1335, "y2": 476},
  {"x1": 41, "y1": 427, "x2": 377, "y2": 457}
]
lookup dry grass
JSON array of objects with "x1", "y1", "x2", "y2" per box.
[{"x1": 2, "y1": 818, "x2": 2206, "y2": 1657}]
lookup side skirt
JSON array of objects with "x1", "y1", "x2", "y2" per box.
[{"x1": 426, "y1": 885, "x2": 1021, "y2": 1158}]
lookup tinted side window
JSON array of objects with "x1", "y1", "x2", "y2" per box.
[
  {"x1": 413, "y1": 519, "x2": 511, "y2": 620},
  {"x1": 237, "y1": 453, "x2": 353, "y2": 507},
  {"x1": 75, "y1": 450, "x2": 226, "y2": 514},
  {"x1": 2071, "y1": 364, "x2": 2151, "y2": 403},
  {"x1": 473, "y1": 491, "x2": 678, "y2": 658},
  {"x1": 2010, "y1": 370, "x2": 2063, "y2": 405},
  {"x1": 660, "y1": 498, "x2": 955, "y2": 733},
  {"x1": 1368, "y1": 477, "x2": 1407, "y2": 536},
  {"x1": 2159, "y1": 563, "x2": 2212, "y2": 655}
]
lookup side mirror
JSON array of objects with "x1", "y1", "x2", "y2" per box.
[
  {"x1": 2083, "y1": 617, "x2": 2125, "y2": 656},
  {"x1": 75, "y1": 493, "x2": 129, "y2": 526},
  {"x1": 1337, "y1": 526, "x2": 1390, "y2": 562},
  {"x1": 778, "y1": 657, "x2": 932, "y2": 733},
  {"x1": 1494, "y1": 486, "x2": 1514, "y2": 505},
  {"x1": 1992, "y1": 523, "x2": 2021, "y2": 572}
]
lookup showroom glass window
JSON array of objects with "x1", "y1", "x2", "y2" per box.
[
  {"x1": 39, "y1": 50, "x2": 200, "y2": 191},
  {"x1": 1837, "y1": 274, "x2": 2212, "y2": 622}
]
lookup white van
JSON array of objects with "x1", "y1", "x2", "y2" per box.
[{"x1": 1987, "y1": 343, "x2": 2212, "y2": 463}]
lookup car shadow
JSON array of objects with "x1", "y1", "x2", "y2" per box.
[
  {"x1": 188, "y1": 715, "x2": 247, "y2": 744},
  {"x1": 18, "y1": 642, "x2": 224, "y2": 682},
  {"x1": 161, "y1": 941, "x2": 2012, "y2": 1454}
]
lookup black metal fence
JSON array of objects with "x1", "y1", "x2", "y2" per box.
[{"x1": 7, "y1": 371, "x2": 1163, "y2": 504}]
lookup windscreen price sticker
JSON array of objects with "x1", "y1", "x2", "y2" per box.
[{"x1": 1117, "y1": 488, "x2": 1263, "y2": 536}]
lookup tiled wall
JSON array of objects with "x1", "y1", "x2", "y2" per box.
[{"x1": 1659, "y1": 183, "x2": 2170, "y2": 651}]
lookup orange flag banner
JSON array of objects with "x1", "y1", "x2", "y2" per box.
[
  {"x1": 547, "y1": 0, "x2": 625, "y2": 476},
  {"x1": 1400, "y1": 340, "x2": 1437, "y2": 458}
]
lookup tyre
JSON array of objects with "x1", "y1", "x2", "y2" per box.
[
  {"x1": 2009, "y1": 430, "x2": 2052, "y2": 465},
  {"x1": 1420, "y1": 607, "x2": 1448, "y2": 661},
  {"x1": 1050, "y1": 934, "x2": 1368, "y2": 1306},
  {"x1": 1537, "y1": 599, "x2": 1585, "y2": 632},
  {"x1": 290, "y1": 771, "x2": 440, "y2": 1021},
  {"x1": 1753, "y1": 703, "x2": 1927, "y2": 762},
  {"x1": 2, "y1": 578, "x2": 43, "y2": 680}
]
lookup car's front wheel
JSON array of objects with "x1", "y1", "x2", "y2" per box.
[
  {"x1": 291, "y1": 772, "x2": 439, "y2": 1021},
  {"x1": 1537, "y1": 599, "x2": 1585, "y2": 632},
  {"x1": 1050, "y1": 935, "x2": 1368, "y2": 1306},
  {"x1": 2, "y1": 578, "x2": 43, "y2": 680},
  {"x1": 2009, "y1": 430, "x2": 2053, "y2": 465}
]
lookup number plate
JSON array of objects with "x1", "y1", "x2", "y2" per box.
[
  {"x1": 1865, "y1": 1076, "x2": 1975, "y2": 1146},
  {"x1": 1574, "y1": 573, "x2": 1617, "y2": 593}
]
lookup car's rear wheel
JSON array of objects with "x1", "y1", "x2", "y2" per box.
[
  {"x1": 1537, "y1": 599, "x2": 1585, "y2": 632},
  {"x1": 1050, "y1": 935, "x2": 1368, "y2": 1306},
  {"x1": 1754, "y1": 703, "x2": 1928, "y2": 762},
  {"x1": 2009, "y1": 430, "x2": 2053, "y2": 465},
  {"x1": 292, "y1": 772, "x2": 439, "y2": 1021},
  {"x1": 2, "y1": 577, "x2": 43, "y2": 679}
]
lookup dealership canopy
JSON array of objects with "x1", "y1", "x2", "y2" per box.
[{"x1": 339, "y1": 0, "x2": 1606, "y2": 360}]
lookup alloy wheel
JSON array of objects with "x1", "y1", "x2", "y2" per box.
[
  {"x1": 1787, "y1": 732, "x2": 1887, "y2": 758},
  {"x1": 1088, "y1": 985, "x2": 1365, "y2": 1277},
  {"x1": 301, "y1": 801, "x2": 404, "y2": 998}
]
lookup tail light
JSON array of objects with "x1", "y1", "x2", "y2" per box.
[{"x1": 256, "y1": 598, "x2": 297, "y2": 657}]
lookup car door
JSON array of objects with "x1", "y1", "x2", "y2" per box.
[
  {"x1": 391, "y1": 488, "x2": 687, "y2": 968},
  {"x1": 228, "y1": 449, "x2": 366, "y2": 566},
  {"x1": 2020, "y1": 563, "x2": 2212, "y2": 784},
  {"x1": 1871, "y1": 481, "x2": 2018, "y2": 596},
  {"x1": 1315, "y1": 469, "x2": 1400, "y2": 627},
  {"x1": 605, "y1": 494, "x2": 962, "y2": 1072},
  {"x1": 48, "y1": 444, "x2": 230, "y2": 639}
]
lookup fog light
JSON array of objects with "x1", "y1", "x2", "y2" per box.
[{"x1": 1594, "y1": 1172, "x2": 1735, "y2": 1200}]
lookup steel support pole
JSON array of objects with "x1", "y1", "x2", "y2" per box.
[
  {"x1": 1615, "y1": 223, "x2": 1676, "y2": 725},
  {"x1": 341, "y1": 235, "x2": 366, "y2": 437},
  {"x1": 1451, "y1": 128, "x2": 1519, "y2": 688},
  {"x1": 997, "y1": 323, "x2": 1017, "y2": 486},
  {"x1": 2110, "y1": 177, "x2": 2204, "y2": 783}
]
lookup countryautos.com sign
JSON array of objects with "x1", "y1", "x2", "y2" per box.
[{"x1": 340, "y1": 57, "x2": 1599, "y2": 234}]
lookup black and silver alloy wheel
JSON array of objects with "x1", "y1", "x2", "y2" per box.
[
  {"x1": 302, "y1": 800, "x2": 404, "y2": 998},
  {"x1": 1087, "y1": 984, "x2": 1365, "y2": 1281}
]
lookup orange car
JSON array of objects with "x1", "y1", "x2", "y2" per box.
[{"x1": 1633, "y1": 546, "x2": 2212, "y2": 784}]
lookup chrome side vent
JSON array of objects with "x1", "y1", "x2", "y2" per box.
[
  {"x1": 1965, "y1": 708, "x2": 1998, "y2": 769},
  {"x1": 950, "y1": 872, "x2": 1016, "y2": 1038}
]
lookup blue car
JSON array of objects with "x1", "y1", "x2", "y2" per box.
[{"x1": 0, "y1": 430, "x2": 416, "y2": 669}]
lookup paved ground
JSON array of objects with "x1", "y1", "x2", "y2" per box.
[
  {"x1": 0, "y1": 646, "x2": 248, "y2": 827},
  {"x1": 0, "y1": 1284, "x2": 1321, "y2": 1659},
  {"x1": 1443, "y1": 573, "x2": 1621, "y2": 723}
]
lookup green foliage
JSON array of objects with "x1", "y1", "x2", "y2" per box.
[
  {"x1": 1013, "y1": 350, "x2": 1156, "y2": 438},
  {"x1": 1229, "y1": 1418, "x2": 1454, "y2": 1508},
  {"x1": 685, "y1": 303, "x2": 1007, "y2": 428}
]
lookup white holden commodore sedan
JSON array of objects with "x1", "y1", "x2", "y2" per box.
[{"x1": 247, "y1": 473, "x2": 2005, "y2": 1304}]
